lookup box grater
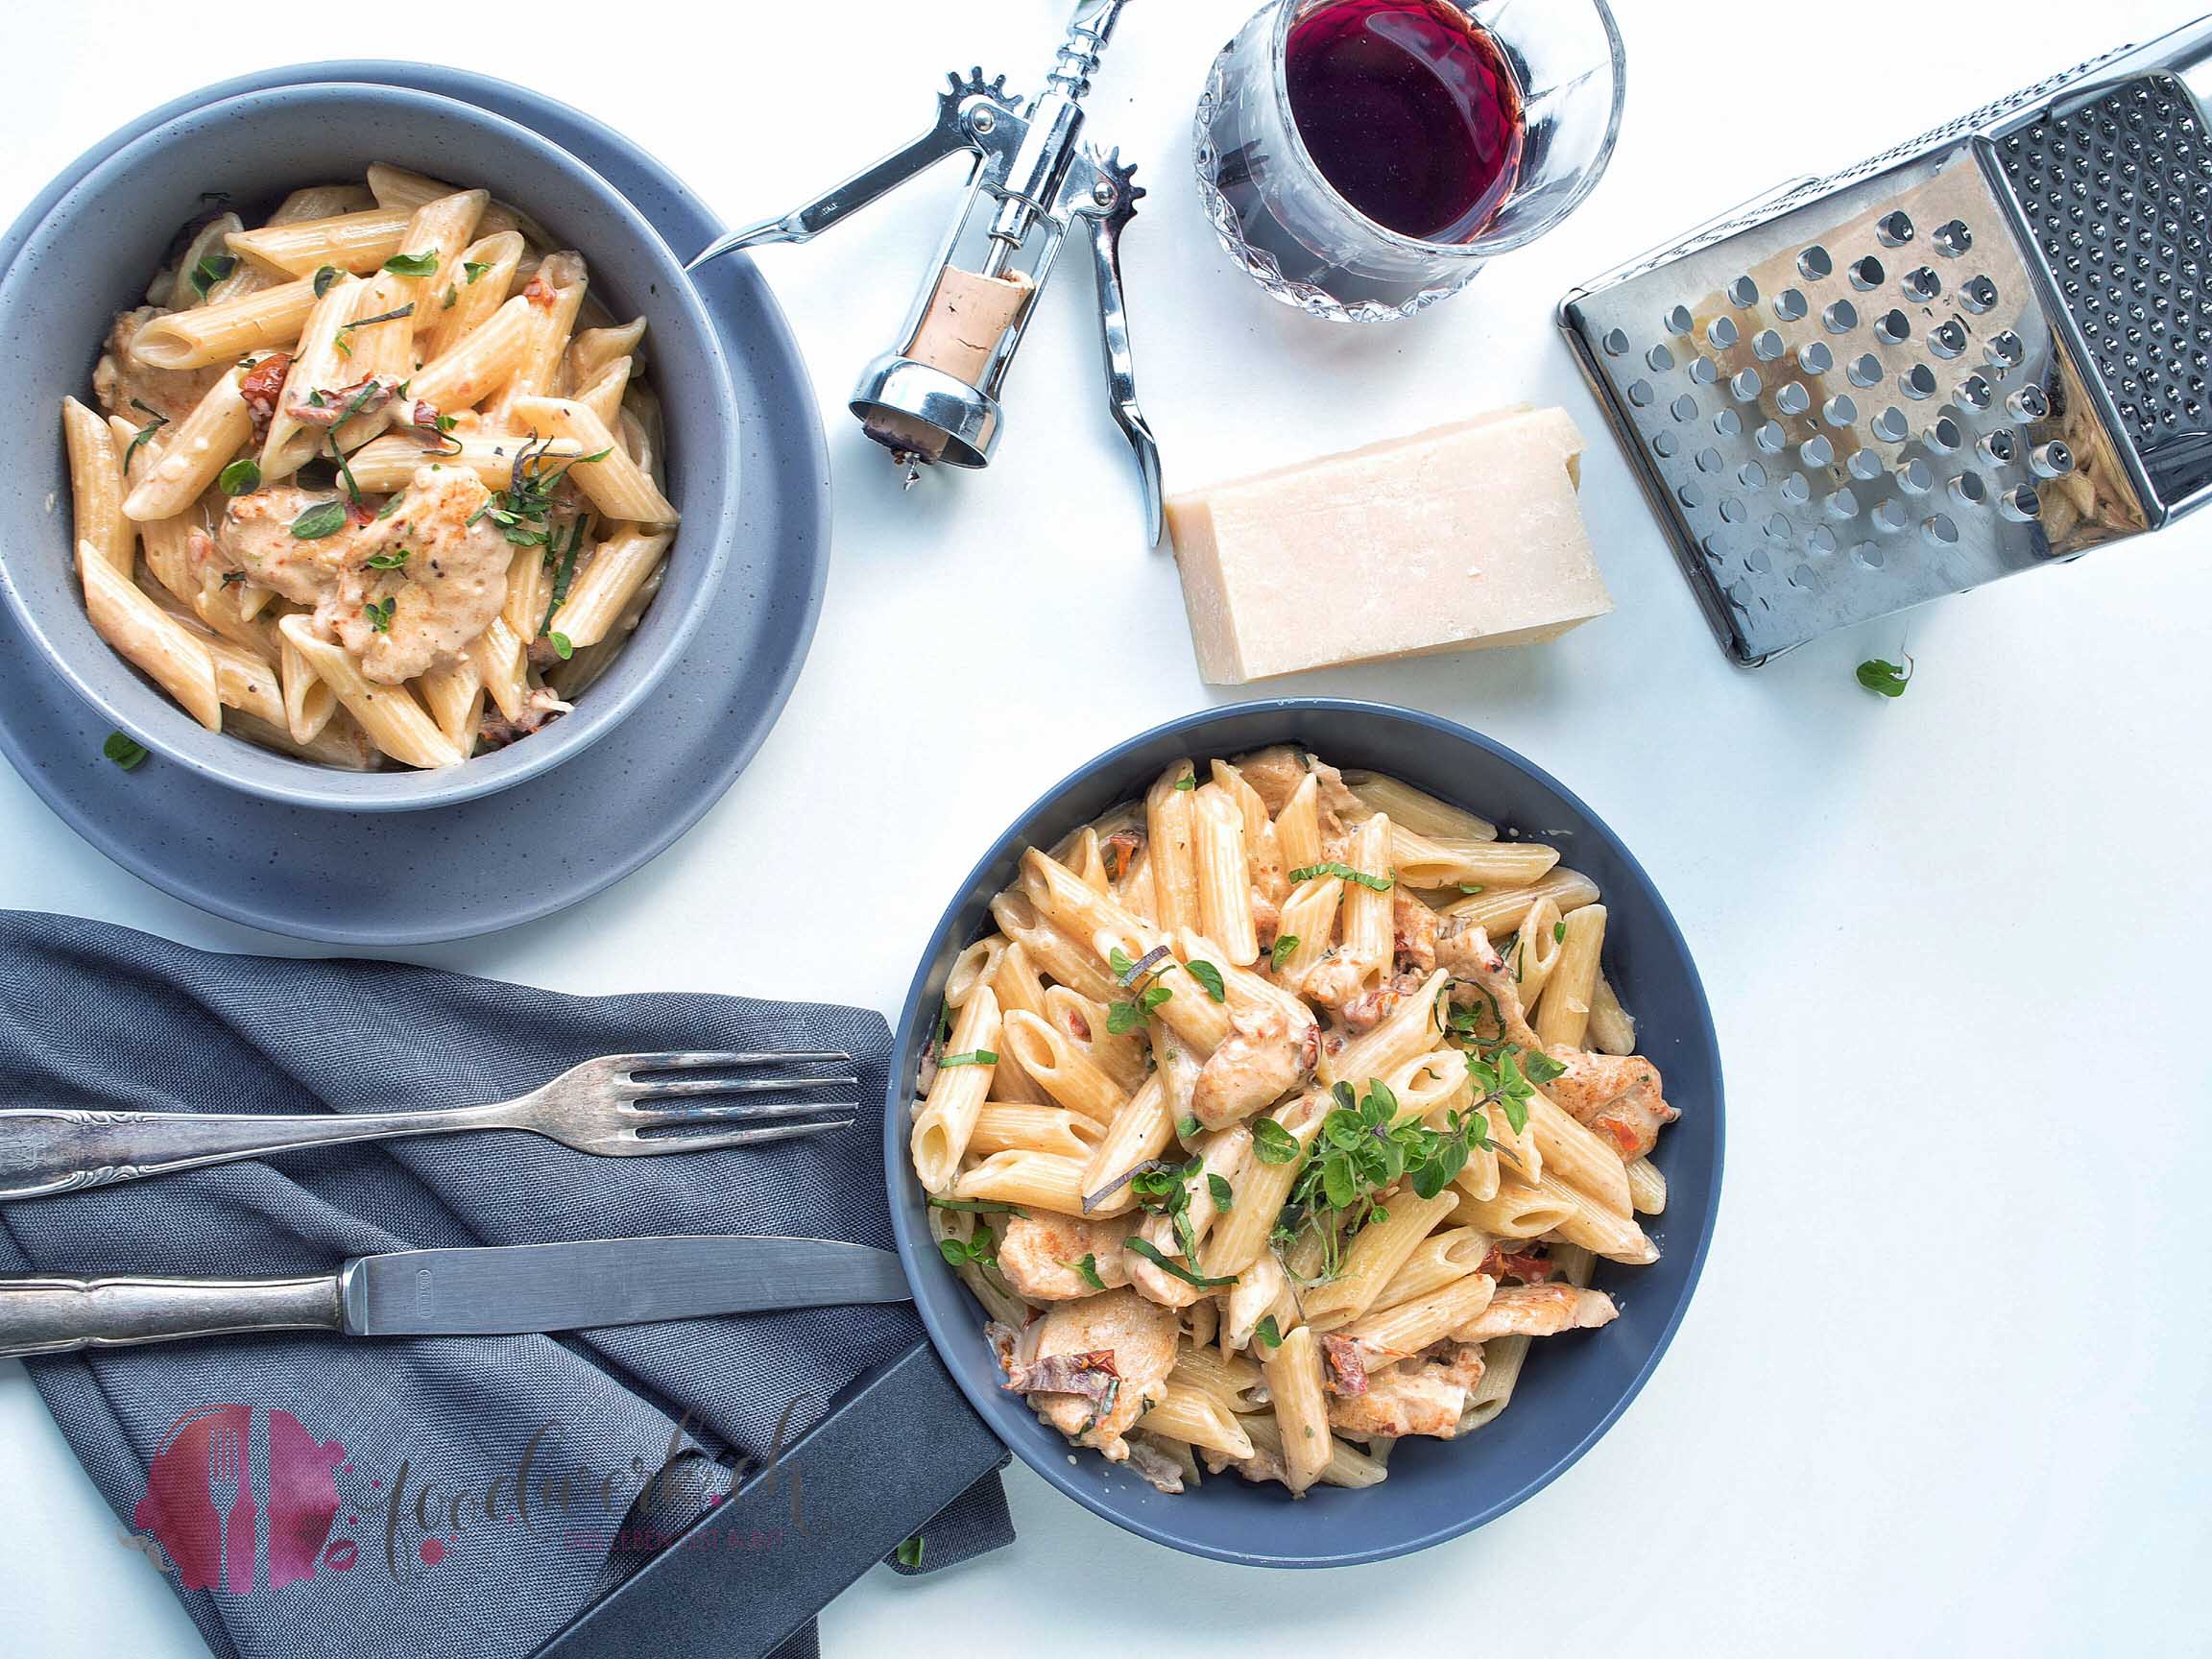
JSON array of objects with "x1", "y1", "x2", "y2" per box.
[{"x1": 1560, "y1": 15, "x2": 2212, "y2": 664}]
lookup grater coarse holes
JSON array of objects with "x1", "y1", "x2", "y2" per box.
[{"x1": 1560, "y1": 16, "x2": 2212, "y2": 664}]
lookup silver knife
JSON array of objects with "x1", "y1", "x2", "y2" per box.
[{"x1": 0, "y1": 1236, "x2": 911, "y2": 1359}]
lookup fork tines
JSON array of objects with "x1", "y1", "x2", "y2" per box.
[{"x1": 611, "y1": 1050, "x2": 858, "y2": 1151}]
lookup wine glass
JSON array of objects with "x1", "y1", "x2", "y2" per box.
[{"x1": 1194, "y1": 0, "x2": 1627, "y2": 322}]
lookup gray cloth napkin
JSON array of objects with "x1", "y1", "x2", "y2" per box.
[{"x1": 0, "y1": 911, "x2": 1010, "y2": 1659}]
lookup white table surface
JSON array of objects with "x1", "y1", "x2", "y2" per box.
[{"x1": 3, "y1": 2, "x2": 2208, "y2": 1652}]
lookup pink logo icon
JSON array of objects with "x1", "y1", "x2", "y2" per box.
[{"x1": 132, "y1": 1406, "x2": 349, "y2": 1593}]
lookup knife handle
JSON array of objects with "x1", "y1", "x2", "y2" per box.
[{"x1": 0, "y1": 1272, "x2": 344, "y2": 1358}]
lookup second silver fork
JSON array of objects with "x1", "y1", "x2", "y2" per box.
[{"x1": 0, "y1": 1051, "x2": 857, "y2": 1202}]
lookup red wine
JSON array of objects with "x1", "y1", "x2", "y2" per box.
[{"x1": 1284, "y1": 0, "x2": 1524, "y2": 245}]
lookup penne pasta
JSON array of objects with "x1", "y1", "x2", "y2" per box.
[
  {"x1": 1532, "y1": 903, "x2": 1608, "y2": 1050},
  {"x1": 79, "y1": 543, "x2": 220, "y2": 730},
  {"x1": 276, "y1": 616, "x2": 460, "y2": 768},
  {"x1": 911, "y1": 987, "x2": 1000, "y2": 1190}
]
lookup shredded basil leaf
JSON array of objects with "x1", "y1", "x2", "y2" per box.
[
  {"x1": 938, "y1": 1049, "x2": 998, "y2": 1069},
  {"x1": 217, "y1": 457, "x2": 261, "y2": 494},
  {"x1": 101, "y1": 732, "x2": 148, "y2": 771},
  {"x1": 188, "y1": 252, "x2": 237, "y2": 300},
  {"x1": 289, "y1": 499, "x2": 348, "y2": 539},
  {"x1": 381, "y1": 250, "x2": 439, "y2": 277}
]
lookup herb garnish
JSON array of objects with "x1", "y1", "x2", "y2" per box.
[
  {"x1": 538, "y1": 520, "x2": 586, "y2": 637},
  {"x1": 441, "y1": 285, "x2": 458, "y2": 310},
  {"x1": 1185, "y1": 960, "x2": 1227, "y2": 1002},
  {"x1": 1070, "y1": 1253, "x2": 1106, "y2": 1290},
  {"x1": 1106, "y1": 980, "x2": 1172, "y2": 1035},
  {"x1": 939, "y1": 1049, "x2": 998, "y2": 1068},
  {"x1": 1857, "y1": 655, "x2": 1913, "y2": 697},
  {"x1": 1287, "y1": 861, "x2": 1394, "y2": 893},
  {"x1": 365, "y1": 549, "x2": 409, "y2": 569},
  {"x1": 381, "y1": 251, "x2": 440, "y2": 277},
  {"x1": 1458, "y1": 883, "x2": 1485, "y2": 896},
  {"x1": 463, "y1": 259, "x2": 492, "y2": 284},
  {"x1": 188, "y1": 253, "x2": 237, "y2": 300},
  {"x1": 1254, "y1": 1314, "x2": 1285, "y2": 1349},
  {"x1": 1172, "y1": 773, "x2": 1195, "y2": 791},
  {"x1": 363, "y1": 595, "x2": 396, "y2": 634},
  {"x1": 1206, "y1": 1173, "x2": 1234, "y2": 1210},
  {"x1": 1463, "y1": 1044, "x2": 1565, "y2": 1138},
  {"x1": 312, "y1": 265, "x2": 341, "y2": 298},
  {"x1": 217, "y1": 457, "x2": 261, "y2": 494},
  {"x1": 937, "y1": 1233, "x2": 996, "y2": 1271},
  {"x1": 926, "y1": 1196, "x2": 1022, "y2": 1215},
  {"x1": 1553, "y1": 920, "x2": 1567, "y2": 944},
  {"x1": 1250, "y1": 1118, "x2": 1299, "y2": 1165},
  {"x1": 123, "y1": 399, "x2": 169, "y2": 471},
  {"x1": 1126, "y1": 1236, "x2": 1235, "y2": 1289},
  {"x1": 290, "y1": 499, "x2": 348, "y2": 539},
  {"x1": 549, "y1": 633, "x2": 573, "y2": 660},
  {"x1": 101, "y1": 732, "x2": 148, "y2": 771},
  {"x1": 336, "y1": 302, "x2": 416, "y2": 356},
  {"x1": 1269, "y1": 935, "x2": 1300, "y2": 972},
  {"x1": 894, "y1": 1536, "x2": 926, "y2": 1570}
]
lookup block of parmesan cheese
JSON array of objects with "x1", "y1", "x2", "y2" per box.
[{"x1": 1166, "y1": 408, "x2": 1611, "y2": 685}]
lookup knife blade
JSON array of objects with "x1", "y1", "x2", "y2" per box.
[{"x1": 0, "y1": 1236, "x2": 912, "y2": 1358}]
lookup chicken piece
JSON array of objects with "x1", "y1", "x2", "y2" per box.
[
  {"x1": 1545, "y1": 1049, "x2": 1676, "y2": 1160},
  {"x1": 996, "y1": 1213, "x2": 1135, "y2": 1303},
  {"x1": 1023, "y1": 1287, "x2": 1179, "y2": 1460},
  {"x1": 1191, "y1": 1002, "x2": 1318, "y2": 1129},
  {"x1": 1433, "y1": 921, "x2": 1676, "y2": 1155},
  {"x1": 94, "y1": 307, "x2": 223, "y2": 423},
  {"x1": 1327, "y1": 1344, "x2": 1486, "y2": 1440},
  {"x1": 1454, "y1": 1285, "x2": 1617, "y2": 1342},
  {"x1": 216, "y1": 464, "x2": 513, "y2": 685},
  {"x1": 1392, "y1": 886, "x2": 1438, "y2": 974},
  {"x1": 478, "y1": 688, "x2": 572, "y2": 752},
  {"x1": 1319, "y1": 1334, "x2": 1368, "y2": 1397},
  {"x1": 1233, "y1": 745, "x2": 1365, "y2": 831}
]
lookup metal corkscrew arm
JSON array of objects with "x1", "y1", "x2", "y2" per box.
[{"x1": 688, "y1": 0, "x2": 1162, "y2": 542}]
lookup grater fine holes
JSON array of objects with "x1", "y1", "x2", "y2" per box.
[
  {"x1": 1799, "y1": 342, "x2": 1835, "y2": 374},
  {"x1": 1732, "y1": 369, "x2": 1764, "y2": 400},
  {"x1": 1872, "y1": 498, "x2": 1910, "y2": 534},
  {"x1": 1775, "y1": 382, "x2": 1813, "y2": 416},
  {"x1": 1779, "y1": 472, "x2": 1812, "y2": 503},
  {"x1": 1727, "y1": 276, "x2": 1760, "y2": 306},
  {"x1": 1922, "y1": 512, "x2": 1960, "y2": 545},
  {"x1": 1714, "y1": 408, "x2": 1743, "y2": 437},
  {"x1": 1998, "y1": 484, "x2": 2041, "y2": 521},
  {"x1": 1896, "y1": 457, "x2": 1936, "y2": 494},
  {"x1": 1690, "y1": 356, "x2": 1719, "y2": 385},
  {"x1": 1824, "y1": 300, "x2": 1860, "y2": 333},
  {"x1": 1823, "y1": 394, "x2": 1859, "y2": 425},
  {"x1": 1849, "y1": 353, "x2": 1884, "y2": 387},
  {"x1": 1651, "y1": 431, "x2": 1679, "y2": 458},
  {"x1": 1950, "y1": 471, "x2": 1989, "y2": 508},
  {"x1": 1848, "y1": 449, "x2": 1885, "y2": 481},
  {"x1": 1876, "y1": 210, "x2": 1915, "y2": 247},
  {"x1": 1926, "y1": 416, "x2": 1963, "y2": 451},
  {"x1": 1678, "y1": 481, "x2": 1708, "y2": 508},
  {"x1": 1788, "y1": 563, "x2": 1815, "y2": 588},
  {"x1": 1824, "y1": 488, "x2": 1861, "y2": 519},
  {"x1": 1756, "y1": 421, "x2": 1787, "y2": 452},
  {"x1": 1850, "y1": 256, "x2": 1886, "y2": 290},
  {"x1": 1853, "y1": 541, "x2": 1885, "y2": 569},
  {"x1": 1872, "y1": 407, "x2": 1910, "y2": 442},
  {"x1": 1980, "y1": 428, "x2": 2017, "y2": 465},
  {"x1": 1671, "y1": 394, "x2": 1699, "y2": 422},
  {"x1": 1665, "y1": 304, "x2": 1695, "y2": 334},
  {"x1": 1647, "y1": 344, "x2": 1676, "y2": 372},
  {"x1": 2031, "y1": 439, "x2": 2076, "y2": 476},
  {"x1": 1807, "y1": 525, "x2": 1839, "y2": 554},
  {"x1": 1696, "y1": 446, "x2": 1723, "y2": 473},
  {"x1": 1959, "y1": 275, "x2": 1999, "y2": 313},
  {"x1": 1933, "y1": 219, "x2": 1973, "y2": 256},
  {"x1": 1901, "y1": 265, "x2": 1942, "y2": 302},
  {"x1": 1929, "y1": 320, "x2": 1968, "y2": 359},
  {"x1": 1708, "y1": 316, "x2": 1740, "y2": 349},
  {"x1": 1761, "y1": 516, "x2": 1790, "y2": 543},
  {"x1": 1601, "y1": 328, "x2": 1631, "y2": 355},
  {"x1": 1753, "y1": 329, "x2": 1785, "y2": 361},
  {"x1": 1799, "y1": 434, "x2": 1836, "y2": 468},
  {"x1": 1799, "y1": 246, "x2": 1834, "y2": 279},
  {"x1": 2007, "y1": 385, "x2": 2051, "y2": 421},
  {"x1": 1900, "y1": 364, "x2": 1938, "y2": 399},
  {"x1": 1739, "y1": 460, "x2": 1767, "y2": 488},
  {"x1": 1985, "y1": 329, "x2": 2026, "y2": 368},
  {"x1": 1719, "y1": 495, "x2": 1746, "y2": 522},
  {"x1": 1773, "y1": 288, "x2": 1809, "y2": 322},
  {"x1": 1958, "y1": 373, "x2": 1994, "y2": 409},
  {"x1": 1746, "y1": 545, "x2": 1773, "y2": 575},
  {"x1": 1628, "y1": 378, "x2": 1656, "y2": 406},
  {"x1": 1874, "y1": 309, "x2": 1911, "y2": 345}
]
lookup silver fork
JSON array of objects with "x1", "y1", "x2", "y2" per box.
[
  {"x1": 0, "y1": 1052, "x2": 858, "y2": 1202},
  {"x1": 206, "y1": 1424, "x2": 241, "y2": 1595}
]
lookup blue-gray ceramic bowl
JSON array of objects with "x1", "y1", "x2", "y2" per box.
[
  {"x1": 0, "y1": 82, "x2": 738, "y2": 811},
  {"x1": 886, "y1": 700, "x2": 1724, "y2": 1566}
]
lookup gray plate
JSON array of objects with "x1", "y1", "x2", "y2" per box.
[{"x1": 0, "y1": 62, "x2": 830, "y2": 944}]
